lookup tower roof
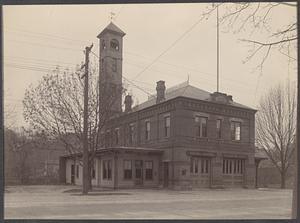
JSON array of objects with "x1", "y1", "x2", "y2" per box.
[{"x1": 97, "y1": 22, "x2": 126, "y2": 38}]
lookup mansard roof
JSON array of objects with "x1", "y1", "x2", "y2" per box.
[{"x1": 132, "y1": 81, "x2": 255, "y2": 112}]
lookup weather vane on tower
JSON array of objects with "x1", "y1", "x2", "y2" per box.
[{"x1": 110, "y1": 12, "x2": 116, "y2": 22}]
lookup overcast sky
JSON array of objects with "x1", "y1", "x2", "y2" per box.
[{"x1": 3, "y1": 3, "x2": 297, "y2": 128}]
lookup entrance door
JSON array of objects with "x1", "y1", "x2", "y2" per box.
[
  {"x1": 163, "y1": 162, "x2": 169, "y2": 188},
  {"x1": 71, "y1": 164, "x2": 75, "y2": 184},
  {"x1": 135, "y1": 160, "x2": 143, "y2": 186}
]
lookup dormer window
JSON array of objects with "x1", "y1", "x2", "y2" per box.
[{"x1": 110, "y1": 39, "x2": 119, "y2": 51}]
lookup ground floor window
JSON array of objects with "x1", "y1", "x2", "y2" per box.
[
  {"x1": 91, "y1": 164, "x2": 96, "y2": 179},
  {"x1": 103, "y1": 160, "x2": 112, "y2": 180},
  {"x1": 223, "y1": 158, "x2": 244, "y2": 175},
  {"x1": 124, "y1": 160, "x2": 132, "y2": 179},
  {"x1": 190, "y1": 157, "x2": 210, "y2": 174},
  {"x1": 145, "y1": 161, "x2": 153, "y2": 180}
]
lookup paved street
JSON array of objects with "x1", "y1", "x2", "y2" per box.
[{"x1": 5, "y1": 185, "x2": 292, "y2": 219}]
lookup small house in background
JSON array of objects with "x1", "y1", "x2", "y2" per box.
[
  {"x1": 60, "y1": 22, "x2": 258, "y2": 190},
  {"x1": 255, "y1": 147, "x2": 296, "y2": 189}
]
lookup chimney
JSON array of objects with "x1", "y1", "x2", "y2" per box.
[
  {"x1": 124, "y1": 95, "x2": 132, "y2": 113},
  {"x1": 156, "y1": 80, "x2": 166, "y2": 104}
]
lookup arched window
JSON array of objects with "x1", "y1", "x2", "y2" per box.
[
  {"x1": 110, "y1": 39, "x2": 119, "y2": 51},
  {"x1": 101, "y1": 40, "x2": 106, "y2": 49}
]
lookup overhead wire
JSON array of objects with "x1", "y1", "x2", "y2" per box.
[
  {"x1": 90, "y1": 51, "x2": 153, "y2": 96},
  {"x1": 5, "y1": 23, "x2": 257, "y2": 98},
  {"x1": 132, "y1": 13, "x2": 209, "y2": 79},
  {"x1": 5, "y1": 27, "x2": 89, "y2": 44},
  {"x1": 6, "y1": 26, "x2": 256, "y2": 90}
]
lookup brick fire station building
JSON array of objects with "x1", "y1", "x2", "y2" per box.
[{"x1": 59, "y1": 22, "x2": 260, "y2": 189}]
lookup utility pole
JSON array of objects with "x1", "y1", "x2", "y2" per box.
[
  {"x1": 216, "y1": 4, "x2": 220, "y2": 92},
  {"x1": 82, "y1": 43, "x2": 93, "y2": 195}
]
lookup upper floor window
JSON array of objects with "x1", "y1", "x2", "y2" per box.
[
  {"x1": 231, "y1": 121, "x2": 241, "y2": 141},
  {"x1": 164, "y1": 116, "x2": 170, "y2": 138},
  {"x1": 101, "y1": 58, "x2": 105, "y2": 72},
  {"x1": 105, "y1": 130, "x2": 111, "y2": 147},
  {"x1": 145, "y1": 121, "x2": 150, "y2": 141},
  {"x1": 110, "y1": 39, "x2": 119, "y2": 51},
  {"x1": 129, "y1": 124, "x2": 135, "y2": 144},
  {"x1": 101, "y1": 40, "x2": 106, "y2": 49},
  {"x1": 112, "y1": 58, "x2": 117, "y2": 72},
  {"x1": 195, "y1": 116, "x2": 207, "y2": 137},
  {"x1": 216, "y1": 119, "x2": 222, "y2": 139},
  {"x1": 114, "y1": 128, "x2": 120, "y2": 145},
  {"x1": 100, "y1": 131, "x2": 105, "y2": 147}
]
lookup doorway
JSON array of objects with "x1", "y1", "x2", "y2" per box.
[
  {"x1": 135, "y1": 160, "x2": 143, "y2": 186},
  {"x1": 163, "y1": 162, "x2": 169, "y2": 188},
  {"x1": 71, "y1": 164, "x2": 75, "y2": 184}
]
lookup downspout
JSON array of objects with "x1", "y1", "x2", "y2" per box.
[
  {"x1": 171, "y1": 111, "x2": 175, "y2": 189},
  {"x1": 113, "y1": 151, "x2": 118, "y2": 190},
  {"x1": 255, "y1": 160, "x2": 259, "y2": 188},
  {"x1": 172, "y1": 143, "x2": 174, "y2": 189}
]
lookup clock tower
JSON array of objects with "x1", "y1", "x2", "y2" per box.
[{"x1": 97, "y1": 22, "x2": 126, "y2": 116}]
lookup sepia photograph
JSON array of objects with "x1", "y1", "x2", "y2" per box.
[{"x1": 3, "y1": 2, "x2": 298, "y2": 220}]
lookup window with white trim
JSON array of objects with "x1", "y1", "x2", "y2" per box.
[
  {"x1": 222, "y1": 158, "x2": 244, "y2": 174},
  {"x1": 103, "y1": 160, "x2": 112, "y2": 180},
  {"x1": 145, "y1": 161, "x2": 153, "y2": 180},
  {"x1": 114, "y1": 128, "x2": 120, "y2": 145},
  {"x1": 124, "y1": 160, "x2": 132, "y2": 180},
  {"x1": 231, "y1": 121, "x2": 241, "y2": 141},
  {"x1": 216, "y1": 119, "x2": 222, "y2": 139},
  {"x1": 129, "y1": 124, "x2": 135, "y2": 144},
  {"x1": 195, "y1": 116, "x2": 207, "y2": 137},
  {"x1": 190, "y1": 157, "x2": 210, "y2": 174},
  {"x1": 164, "y1": 116, "x2": 170, "y2": 138},
  {"x1": 145, "y1": 121, "x2": 150, "y2": 141}
]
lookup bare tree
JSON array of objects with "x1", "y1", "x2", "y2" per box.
[
  {"x1": 256, "y1": 81, "x2": 296, "y2": 188},
  {"x1": 4, "y1": 101, "x2": 17, "y2": 129},
  {"x1": 5, "y1": 127, "x2": 32, "y2": 184},
  {"x1": 23, "y1": 64, "x2": 125, "y2": 190},
  {"x1": 203, "y1": 3, "x2": 297, "y2": 74}
]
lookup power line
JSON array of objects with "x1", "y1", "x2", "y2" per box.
[
  {"x1": 91, "y1": 50, "x2": 253, "y2": 95},
  {"x1": 90, "y1": 51, "x2": 153, "y2": 96},
  {"x1": 5, "y1": 60, "x2": 74, "y2": 72},
  {"x1": 132, "y1": 13, "x2": 207, "y2": 79},
  {"x1": 6, "y1": 25, "x2": 255, "y2": 89},
  {"x1": 8, "y1": 39, "x2": 82, "y2": 52},
  {"x1": 5, "y1": 27, "x2": 89, "y2": 44},
  {"x1": 122, "y1": 76, "x2": 152, "y2": 96},
  {"x1": 5, "y1": 55, "x2": 77, "y2": 66},
  {"x1": 124, "y1": 51, "x2": 256, "y2": 88},
  {"x1": 5, "y1": 63, "x2": 53, "y2": 73}
]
